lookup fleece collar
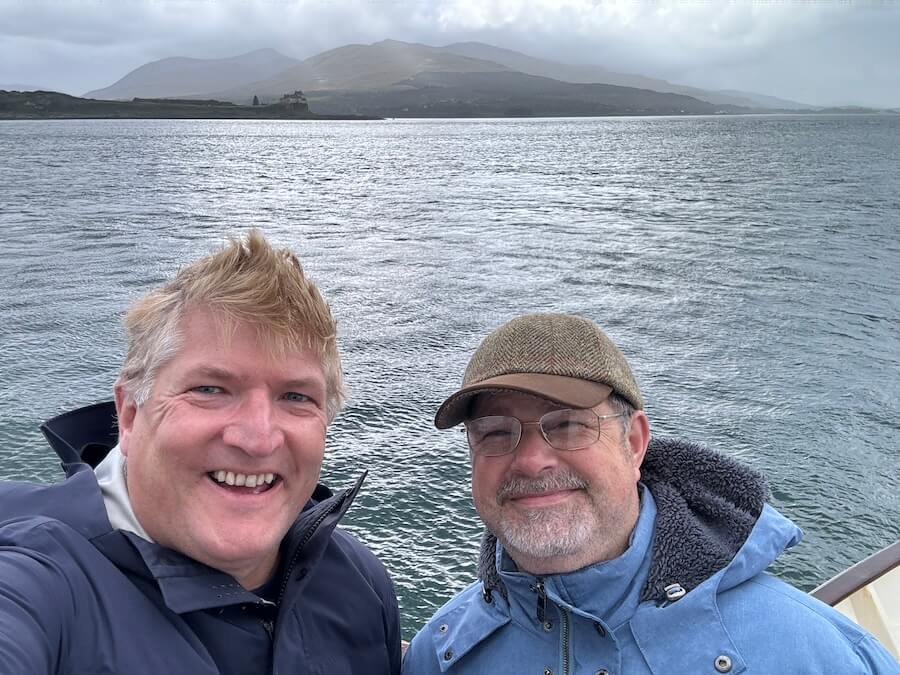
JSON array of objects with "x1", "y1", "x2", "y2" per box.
[{"x1": 478, "y1": 436, "x2": 770, "y2": 604}]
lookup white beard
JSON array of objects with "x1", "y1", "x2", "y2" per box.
[{"x1": 495, "y1": 493, "x2": 596, "y2": 559}]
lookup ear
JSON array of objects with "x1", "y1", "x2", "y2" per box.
[
  {"x1": 114, "y1": 381, "x2": 138, "y2": 458},
  {"x1": 625, "y1": 410, "x2": 651, "y2": 478}
]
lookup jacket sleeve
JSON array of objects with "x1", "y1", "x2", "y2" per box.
[
  {"x1": 385, "y1": 580, "x2": 403, "y2": 675},
  {"x1": 0, "y1": 546, "x2": 72, "y2": 675},
  {"x1": 854, "y1": 634, "x2": 900, "y2": 673},
  {"x1": 401, "y1": 628, "x2": 442, "y2": 675}
]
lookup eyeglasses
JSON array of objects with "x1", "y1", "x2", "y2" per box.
[{"x1": 464, "y1": 409, "x2": 625, "y2": 457}]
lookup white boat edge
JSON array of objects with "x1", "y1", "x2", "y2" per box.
[{"x1": 810, "y1": 540, "x2": 900, "y2": 660}]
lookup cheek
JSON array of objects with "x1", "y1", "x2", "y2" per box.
[
  {"x1": 292, "y1": 428, "x2": 327, "y2": 465},
  {"x1": 471, "y1": 463, "x2": 503, "y2": 506}
]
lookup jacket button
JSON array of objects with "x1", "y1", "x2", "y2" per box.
[
  {"x1": 714, "y1": 655, "x2": 733, "y2": 672},
  {"x1": 595, "y1": 670, "x2": 610, "y2": 675},
  {"x1": 542, "y1": 620, "x2": 553, "y2": 631},
  {"x1": 443, "y1": 649, "x2": 453, "y2": 661},
  {"x1": 543, "y1": 669, "x2": 553, "y2": 675},
  {"x1": 594, "y1": 622, "x2": 607, "y2": 637}
]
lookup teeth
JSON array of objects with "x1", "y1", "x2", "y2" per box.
[{"x1": 211, "y1": 471, "x2": 276, "y2": 488}]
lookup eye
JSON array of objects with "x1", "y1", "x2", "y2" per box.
[
  {"x1": 192, "y1": 385, "x2": 223, "y2": 395},
  {"x1": 547, "y1": 420, "x2": 589, "y2": 432},
  {"x1": 283, "y1": 392, "x2": 311, "y2": 403},
  {"x1": 468, "y1": 418, "x2": 514, "y2": 441}
]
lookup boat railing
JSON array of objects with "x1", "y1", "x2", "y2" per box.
[{"x1": 810, "y1": 540, "x2": 900, "y2": 659}]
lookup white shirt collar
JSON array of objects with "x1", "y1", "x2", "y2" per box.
[{"x1": 94, "y1": 445, "x2": 154, "y2": 542}]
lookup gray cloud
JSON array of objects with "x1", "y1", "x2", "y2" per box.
[{"x1": 2, "y1": 0, "x2": 898, "y2": 107}]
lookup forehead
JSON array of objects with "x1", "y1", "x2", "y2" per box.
[
  {"x1": 174, "y1": 309, "x2": 325, "y2": 380},
  {"x1": 469, "y1": 391, "x2": 564, "y2": 418}
]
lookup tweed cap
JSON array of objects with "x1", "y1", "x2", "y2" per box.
[{"x1": 435, "y1": 313, "x2": 643, "y2": 429}]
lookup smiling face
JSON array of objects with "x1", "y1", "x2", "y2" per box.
[
  {"x1": 469, "y1": 391, "x2": 650, "y2": 575},
  {"x1": 115, "y1": 307, "x2": 329, "y2": 589}
]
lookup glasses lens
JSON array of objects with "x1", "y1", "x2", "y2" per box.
[
  {"x1": 540, "y1": 409, "x2": 600, "y2": 450},
  {"x1": 466, "y1": 416, "x2": 522, "y2": 456}
]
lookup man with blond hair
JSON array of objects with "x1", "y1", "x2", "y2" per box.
[
  {"x1": 0, "y1": 231, "x2": 401, "y2": 674},
  {"x1": 403, "y1": 313, "x2": 897, "y2": 674}
]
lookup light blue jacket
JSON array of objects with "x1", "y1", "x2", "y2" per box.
[{"x1": 403, "y1": 438, "x2": 898, "y2": 674}]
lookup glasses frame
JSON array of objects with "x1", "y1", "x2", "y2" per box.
[{"x1": 463, "y1": 409, "x2": 626, "y2": 457}]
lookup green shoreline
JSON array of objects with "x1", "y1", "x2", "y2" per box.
[{"x1": 0, "y1": 91, "x2": 381, "y2": 121}]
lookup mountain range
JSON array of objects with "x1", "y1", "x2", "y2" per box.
[{"x1": 78, "y1": 40, "x2": 822, "y2": 118}]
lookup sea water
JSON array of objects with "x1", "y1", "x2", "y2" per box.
[{"x1": 1, "y1": 115, "x2": 898, "y2": 637}]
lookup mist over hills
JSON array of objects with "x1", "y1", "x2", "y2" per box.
[
  {"x1": 437, "y1": 42, "x2": 815, "y2": 110},
  {"x1": 82, "y1": 39, "x2": 817, "y2": 117},
  {"x1": 84, "y1": 48, "x2": 300, "y2": 100}
]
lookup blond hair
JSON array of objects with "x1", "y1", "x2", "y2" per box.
[{"x1": 117, "y1": 230, "x2": 345, "y2": 421}]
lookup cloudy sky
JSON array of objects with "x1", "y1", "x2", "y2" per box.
[{"x1": 3, "y1": 0, "x2": 899, "y2": 108}]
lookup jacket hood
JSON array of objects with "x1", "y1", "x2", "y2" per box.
[{"x1": 478, "y1": 436, "x2": 773, "y2": 604}]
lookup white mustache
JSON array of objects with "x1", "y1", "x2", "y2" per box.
[{"x1": 497, "y1": 471, "x2": 588, "y2": 502}]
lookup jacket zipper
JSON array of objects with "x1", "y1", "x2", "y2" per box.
[
  {"x1": 277, "y1": 493, "x2": 348, "y2": 605},
  {"x1": 271, "y1": 495, "x2": 348, "y2": 675},
  {"x1": 534, "y1": 579, "x2": 570, "y2": 675}
]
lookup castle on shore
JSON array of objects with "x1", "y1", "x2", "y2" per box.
[{"x1": 279, "y1": 91, "x2": 308, "y2": 112}]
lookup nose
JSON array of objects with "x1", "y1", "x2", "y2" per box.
[
  {"x1": 508, "y1": 424, "x2": 559, "y2": 477},
  {"x1": 222, "y1": 392, "x2": 284, "y2": 457}
]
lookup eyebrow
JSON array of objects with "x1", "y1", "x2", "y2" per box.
[
  {"x1": 186, "y1": 367, "x2": 324, "y2": 392},
  {"x1": 187, "y1": 366, "x2": 238, "y2": 382},
  {"x1": 281, "y1": 378, "x2": 325, "y2": 392}
]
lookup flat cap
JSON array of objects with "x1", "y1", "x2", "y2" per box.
[{"x1": 435, "y1": 313, "x2": 643, "y2": 429}]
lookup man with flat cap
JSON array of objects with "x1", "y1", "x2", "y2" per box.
[{"x1": 402, "y1": 313, "x2": 897, "y2": 674}]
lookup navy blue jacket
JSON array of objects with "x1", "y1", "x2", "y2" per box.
[{"x1": 0, "y1": 404, "x2": 402, "y2": 674}]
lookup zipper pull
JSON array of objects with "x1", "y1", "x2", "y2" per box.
[
  {"x1": 261, "y1": 618, "x2": 274, "y2": 639},
  {"x1": 532, "y1": 578, "x2": 547, "y2": 624}
]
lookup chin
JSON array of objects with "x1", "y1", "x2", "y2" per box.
[{"x1": 202, "y1": 539, "x2": 277, "y2": 573}]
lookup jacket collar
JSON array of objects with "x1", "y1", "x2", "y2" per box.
[
  {"x1": 629, "y1": 501, "x2": 800, "y2": 674},
  {"x1": 87, "y1": 471, "x2": 366, "y2": 614},
  {"x1": 478, "y1": 436, "x2": 771, "y2": 604}
]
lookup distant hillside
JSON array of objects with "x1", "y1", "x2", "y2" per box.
[
  {"x1": 440, "y1": 41, "x2": 813, "y2": 110},
  {"x1": 84, "y1": 48, "x2": 301, "y2": 100},
  {"x1": 303, "y1": 71, "x2": 753, "y2": 118},
  {"x1": 208, "y1": 40, "x2": 512, "y2": 103},
  {"x1": 714, "y1": 89, "x2": 816, "y2": 110}
]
